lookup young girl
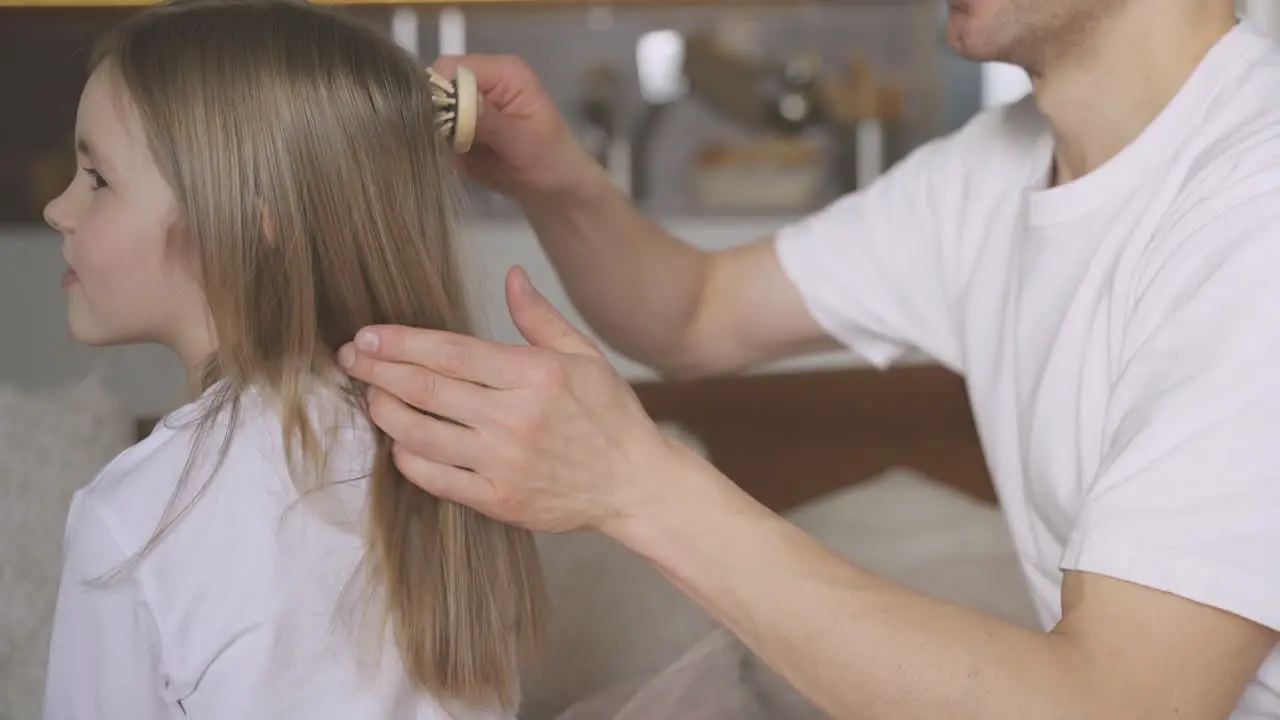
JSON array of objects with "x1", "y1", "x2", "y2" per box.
[{"x1": 39, "y1": 0, "x2": 547, "y2": 717}]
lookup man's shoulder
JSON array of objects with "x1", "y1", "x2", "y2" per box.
[
  {"x1": 1181, "y1": 103, "x2": 1280, "y2": 209},
  {"x1": 1161, "y1": 67, "x2": 1280, "y2": 245},
  {"x1": 1133, "y1": 120, "x2": 1280, "y2": 332},
  {"x1": 1166, "y1": 30, "x2": 1280, "y2": 199}
]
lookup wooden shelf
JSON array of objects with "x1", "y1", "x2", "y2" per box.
[
  {"x1": 0, "y1": 0, "x2": 790, "y2": 5},
  {"x1": 0, "y1": 0, "x2": 926, "y2": 7}
]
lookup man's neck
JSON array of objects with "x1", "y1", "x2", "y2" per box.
[{"x1": 1030, "y1": 2, "x2": 1238, "y2": 185}]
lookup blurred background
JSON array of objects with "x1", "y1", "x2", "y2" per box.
[
  {"x1": 2, "y1": 4, "x2": 1280, "y2": 719},
  {"x1": 3, "y1": 1, "x2": 986, "y2": 222},
  {"x1": 0, "y1": 0, "x2": 1021, "y2": 417},
  {"x1": 2, "y1": 0, "x2": 1274, "y2": 417}
]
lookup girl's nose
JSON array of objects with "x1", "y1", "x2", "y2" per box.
[{"x1": 43, "y1": 190, "x2": 73, "y2": 235}]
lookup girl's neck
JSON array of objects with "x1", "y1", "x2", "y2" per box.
[
  {"x1": 160, "y1": 319, "x2": 218, "y2": 401},
  {"x1": 164, "y1": 339, "x2": 214, "y2": 402},
  {"x1": 185, "y1": 366, "x2": 208, "y2": 401}
]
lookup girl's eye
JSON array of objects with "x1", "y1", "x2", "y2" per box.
[{"x1": 83, "y1": 167, "x2": 107, "y2": 191}]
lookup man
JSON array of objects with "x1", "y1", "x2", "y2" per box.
[{"x1": 338, "y1": 0, "x2": 1280, "y2": 716}]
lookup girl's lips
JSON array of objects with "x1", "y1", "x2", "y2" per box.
[{"x1": 61, "y1": 267, "x2": 78, "y2": 289}]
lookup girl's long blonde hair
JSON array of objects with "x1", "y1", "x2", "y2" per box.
[{"x1": 91, "y1": 0, "x2": 547, "y2": 710}]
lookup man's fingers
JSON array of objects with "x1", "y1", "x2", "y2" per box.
[
  {"x1": 339, "y1": 326, "x2": 524, "y2": 389},
  {"x1": 340, "y1": 351, "x2": 492, "y2": 423},
  {"x1": 427, "y1": 54, "x2": 541, "y2": 149},
  {"x1": 429, "y1": 53, "x2": 533, "y2": 97},
  {"x1": 367, "y1": 387, "x2": 486, "y2": 472},
  {"x1": 428, "y1": 54, "x2": 462, "y2": 78},
  {"x1": 392, "y1": 445, "x2": 498, "y2": 513},
  {"x1": 507, "y1": 266, "x2": 601, "y2": 358}
]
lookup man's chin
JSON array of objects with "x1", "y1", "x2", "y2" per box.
[
  {"x1": 953, "y1": 40, "x2": 1027, "y2": 69},
  {"x1": 947, "y1": 6, "x2": 1028, "y2": 62},
  {"x1": 947, "y1": 25, "x2": 1002, "y2": 63}
]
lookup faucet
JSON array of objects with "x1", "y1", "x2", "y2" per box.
[{"x1": 631, "y1": 29, "x2": 688, "y2": 205}]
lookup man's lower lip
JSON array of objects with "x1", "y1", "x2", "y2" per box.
[{"x1": 62, "y1": 269, "x2": 78, "y2": 288}]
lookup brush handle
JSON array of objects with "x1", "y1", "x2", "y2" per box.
[
  {"x1": 450, "y1": 66, "x2": 480, "y2": 154},
  {"x1": 425, "y1": 65, "x2": 481, "y2": 154}
]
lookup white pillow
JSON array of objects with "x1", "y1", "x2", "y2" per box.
[
  {"x1": 0, "y1": 376, "x2": 134, "y2": 718},
  {"x1": 527, "y1": 466, "x2": 1038, "y2": 720}
]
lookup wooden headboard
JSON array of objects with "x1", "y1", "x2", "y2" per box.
[
  {"x1": 633, "y1": 365, "x2": 995, "y2": 511},
  {"x1": 138, "y1": 365, "x2": 994, "y2": 514}
]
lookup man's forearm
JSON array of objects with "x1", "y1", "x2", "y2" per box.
[
  {"x1": 605, "y1": 449, "x2": 1106, "y2": 720},
  {"x1": 516, "y1": 162, "x2": 711, "y2": 375}
]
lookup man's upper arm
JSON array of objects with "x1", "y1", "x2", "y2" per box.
[
  {"x1": 1055, "y1": 571, "x2": 1277, "y2": 719},
  {"x1": 692, "y1": 133, "x2": 970, "y2": 377},
  {"x1": 1053, "y1": 180, "x2": 1280, "y2": 718},
  {"x1": 676, "y1": 236, "x2": 844, "y2": 376}
]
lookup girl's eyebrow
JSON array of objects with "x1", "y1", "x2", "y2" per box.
[
  {"x1": 75, "y1": 135, "x2": 97, "y2": 160},
  {"x1": 75, "y1": 134, "x2": 118, "y2": 177}
]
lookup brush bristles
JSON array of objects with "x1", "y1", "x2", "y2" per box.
[
  {"x1": 427, "y1": 70, "x2": 453, "y2": 92},
  {"x1": 426, "y1": 68, "x2": 459, "y2": 140}
]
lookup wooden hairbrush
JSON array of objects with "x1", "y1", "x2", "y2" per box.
[{"x1": 426, "y1": 65, "x2": 480, "y2": 154}]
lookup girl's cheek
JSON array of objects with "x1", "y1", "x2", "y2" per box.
[
  {"x1": 69, "y1": 223, "x2": 121, "y2": 290},
  {"x1": 67, "y1": 216, "x2": 102, "y2": 274}
]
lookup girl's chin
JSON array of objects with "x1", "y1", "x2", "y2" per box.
[
  {"x1": 67, "y1": 323, "x2": 128, "y2": 348},
  {"x1": 64, "y1": 296, "x2": 209, "y2": 366},
  {"x1": 66, "y1": 306, "x2": 139, "y2": 348}
]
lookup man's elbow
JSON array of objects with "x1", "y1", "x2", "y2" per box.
[
  {"x1": 641, "y1": 331, "x2": 762, "y2": 381},
  {"x1": 617, "y1": 310, "x2": 755, "y2": 381}
]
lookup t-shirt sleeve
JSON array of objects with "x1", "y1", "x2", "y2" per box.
[
  {"x1": 42, "y1": 492, "x2": 173, "y2": 720},
  {"x1": 1061, "y1": 183, "x2": 1280, "y2": 631},
  {"x1": 773, "y1": 134, "x2": 968, "y2": 372}
]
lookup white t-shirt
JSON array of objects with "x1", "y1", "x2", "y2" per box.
[
  {"x1": 41, "y1": 383, "x2": 509, "y2": 720},
  {"x1": 777, "y1": 20, "x2": 1280, "y2": 717}
]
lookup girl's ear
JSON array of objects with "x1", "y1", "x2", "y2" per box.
[
  {"x1": 163, "y1": 207, "x2": 192, "y2": 258},
  {"x1": 254, "y1": 197, "x2": 277, "y2": 245}
]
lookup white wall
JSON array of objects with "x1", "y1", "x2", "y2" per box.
[
  {"x1": 980, "y1": 63, "x2": 1031, "y2": 109},
  {"x1": 1245, "y1": 0, "x2": 1280, "y2": 37},
  {"x1": 0, "y1": 218, "x2": 870, "y2": 417}
]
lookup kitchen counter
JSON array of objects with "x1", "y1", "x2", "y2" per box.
[{"x1": 455, "y1": 213, "x2": 931, "y2": 382}]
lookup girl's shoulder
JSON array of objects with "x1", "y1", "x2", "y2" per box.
[
  {"x1": 79, "y1": 380, "x2": 375, "y2": 566},
  {"x1": 65, "y1": 383, "x2": 459, "y2": 713}
]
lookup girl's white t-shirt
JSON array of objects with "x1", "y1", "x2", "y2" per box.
[
  {"x1": 41, "y1": 384, "x2": 509, "y2": 720},
  {"x1": 776, "y1": 19, "x2": 1280, "y2": 717}
]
